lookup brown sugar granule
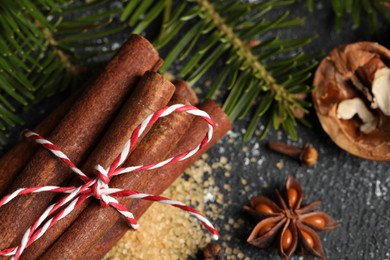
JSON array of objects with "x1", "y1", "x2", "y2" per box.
[
  {"x1": 105, "y1": 157, "x2": 223, "y2": 259},
  {"x1": 276, "y1": 160, "x2": 284, "y2": 169},
  {"x1": 106, "y1": 154, "x2": 248, "y2": 259}
]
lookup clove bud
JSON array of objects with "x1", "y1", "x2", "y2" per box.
[{"x1": 268, "y1": 141, "x2": 318, "y2": 167}]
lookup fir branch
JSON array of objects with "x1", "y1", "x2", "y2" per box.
[
  {"x1": 0, "y1": 0, "x2": 124, "y2": 145},
  {"x1": 328, "y1": 0, "x2": 390, "y2": 32},
  {"x1": 36, "y1": 20, "x2": 77, "y2": 74},
  {"x1": 155, "y1": 0, "x2": 316, "y2": 141},
  {"x1": 1, "y1": 0, "x2": 318, "y2": 148}
]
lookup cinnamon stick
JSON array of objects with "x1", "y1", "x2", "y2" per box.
[
  {"x1": 0, "y1": 79, "x2": 192, "y2": 197},
  {"x1": 21, "y1": 78, "x2": 195, "y2": 259},
  {"x1": 172, "y1": 79, "x2": 199, "y2": 106},
  {"x1": 0, "y1": 95, "x2": 75, "y2": 196},
  {"x1": 41, "y1": 94, "x2": 196, "y2": 259},
  {"x1": 21, "y1": 71, "x2": 175, "y2": 259},
  {"x1": 0, "y1": 34, "x2": 161, "y2": 250},
  {"x1": 87, "y1": 100, "x2": 231, "y2": 259}
]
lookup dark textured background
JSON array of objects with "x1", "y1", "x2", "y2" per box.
[
  {"x1": 10, "y1": 1, "x2": 390, "y2": 259},
  {"x1": 192, "y1": 2, "x2": 390, "y2": 260}
]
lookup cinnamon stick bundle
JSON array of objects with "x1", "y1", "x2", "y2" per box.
[
  {"x1": 86, "y1": 100, "x2": 231, "y2": 259},
  {"x1": 0, "y1": 76, "x2": 182, "y2": 198},
  {"x1": 0, "y1": 34, "x2": 160, "y2": 250},
  {"x1": 0, "y1": 34, "x2": 229, "y2": 260},
  {"x1": 40, "y1": 94, "x2": 198, "y2": 259},
  {"x1": 22, "y1": 71, "x2": 177, "y2": 258}
]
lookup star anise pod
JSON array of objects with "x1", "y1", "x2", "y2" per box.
[{"x1": 243, "y1": 176, "x2": 339, "y2": 259}]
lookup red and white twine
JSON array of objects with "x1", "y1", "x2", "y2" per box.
[{"x1": 0, "y1": 104, "x2": 219, "y2": 260}]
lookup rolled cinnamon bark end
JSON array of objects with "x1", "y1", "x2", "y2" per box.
[
  {"x1": 173, "y1": 79, "x2": 199, "y2": 106},
  {"x1": 40, "y1": 93, "x2": 196, "y2": 259},
  {"x1": 59, "y1": 100, "x2": 231, "y2": 259},
  {"x1": 22, "y1": 71, "x2": 176, "y2": 259},
  {"x1": 0, "y1": 34, "x2": 160, "y2": 250}
]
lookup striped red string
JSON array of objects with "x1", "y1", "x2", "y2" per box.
[{"x1": 0, "y1": 104, "x2": 219, "y2": 260}]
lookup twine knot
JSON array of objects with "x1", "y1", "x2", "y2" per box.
[
  {"x1": 91, "y1": 165, "x2": 111, "y2": 207},
  {"x1": 0, "y1": 104, "x2": 219, "y2": 260}
]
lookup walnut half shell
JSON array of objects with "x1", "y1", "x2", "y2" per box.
[{"x1": 312, "y1": 42, "x2": 390, "y2": 161}]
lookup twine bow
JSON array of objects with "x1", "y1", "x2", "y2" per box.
[{"x1": 0, "y1": 104, "x2": 219, "y2": 260}]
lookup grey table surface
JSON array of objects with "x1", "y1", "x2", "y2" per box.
[
  {"x1": 190, "y1": 2, "x2": 390, "y2": 260},
  {"x1": 7, "y1": 1, "x2": 390, "y2": 260}
]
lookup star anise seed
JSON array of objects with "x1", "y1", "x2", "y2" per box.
[{"x1": 243, "y1": 176, "x2": 339, "y2": 260}]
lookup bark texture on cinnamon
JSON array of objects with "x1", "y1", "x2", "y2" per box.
[
  {"x1": 0, "y1": 34, "x2": 160, "y2": 250},
  {"x1": 173, "y1": 79, "x2": 199, "y2": 106},
  {"x1": 41, "y1": 95, "x2": 196, "y2": 259},
  {"x1": 0, "y1": 94, "x2": 75, "y2": 196},
  {"x1": 22, "y1": 77, "x2": 196, "y2": 259},
  {"x1": 85, "y1": 100, "x2": 231, "y2": 259},
  {"x1": 22, "y1": 71, "x2": 176, "y2": 259}
]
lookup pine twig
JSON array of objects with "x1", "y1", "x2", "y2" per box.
[{"x1": 155, "y1": 0, "x2": 316, "y2": 141}]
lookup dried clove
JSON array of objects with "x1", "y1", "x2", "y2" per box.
[{"x1": 268, "y1": 141, "x2": 318, "y2": 167}]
